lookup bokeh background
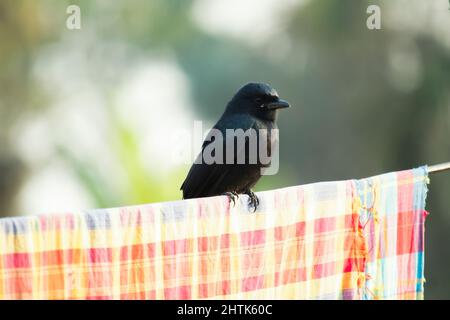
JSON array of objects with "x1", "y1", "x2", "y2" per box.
[{"x1": 0, "y1": 0, "x2": 449, "y2": 298}]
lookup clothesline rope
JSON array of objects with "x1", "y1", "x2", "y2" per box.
[{"x1": 428, "y1": 161, "x2": 450, "y2": 174}]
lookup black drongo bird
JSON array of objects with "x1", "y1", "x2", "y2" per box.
[{"x1": 180, "y1": 82, "x2": 290, "y2": 210}]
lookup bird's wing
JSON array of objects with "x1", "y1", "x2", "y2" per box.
[
  {"x1": 180, "y1": 162, "x2": 228, "y2": 199},
  {"x1": 180, "y1": 114, "x2": 257, "y2": 199}
]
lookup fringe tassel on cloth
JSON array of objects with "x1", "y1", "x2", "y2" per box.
[{"x1": 0, "y1": 167, "x2": 429, "y2": 299}]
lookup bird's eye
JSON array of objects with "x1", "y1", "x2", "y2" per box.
[{"x1": 255, "y1": 98, "x2": 263, "y2": 104}]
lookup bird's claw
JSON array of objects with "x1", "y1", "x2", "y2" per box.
[
  {"x1": 245, "y1": 190, "x2": 259, "y2": 212},
  {"x1": 222, "y1": 191, "x2": 239, "y2": 207}
]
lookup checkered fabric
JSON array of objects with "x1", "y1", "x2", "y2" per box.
[{"x1": 0, "y1": 167, "x2": 429, "y2": 299}]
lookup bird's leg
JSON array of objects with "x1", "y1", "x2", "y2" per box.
[
  {"x1": 245, "y1": 190, "x2": 259, "y2": 212},
  {"x1": 222, "y1": 191, "x2": 239, "y2": 207}
]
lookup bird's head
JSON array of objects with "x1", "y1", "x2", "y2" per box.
[{"x1": 226, "y1": 82, "x2": 290, "y2": 121}]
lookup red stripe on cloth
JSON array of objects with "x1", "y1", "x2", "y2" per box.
[
  {"x1": 295, "y1": 221, "x2": 306, "y2": 237},
  {"x1": 163, "y1": 239, "x2": 192, "y2": 256},
  {"x1": 197, "y1": 234, "x2": 230, "y2": 252},
  {"x1": 396, "y1": 210, "x2": 422, "y2": 255},
  {"x1": 164, "y1": 285, "x2": 191, "y2": 299},
  {"x1": 4, "y1": 274, "x2": 33, "y2": 295},
  {"x1": 273, "y1": 257, "x2": 365, "y2": 286},
  {"x1": 0, "y1": 214, "x2": 360, "y2": 268},
  {"x1": 343, "y1": 257, "x2": 366, "y2": 273},
  {"x1": 314, "y1": 216, "x2": 337, "y2": 233},
  {"x1": 240, "y1": 229, "x2": 266, "y2": 247},
  {"x1": 274, "y1": 214, "x2": 357, "y2": 242},
  {"x1": 40, "y1": 249, "x2": 66, "y2": 266},
  {"x1": 120, "y1": 243, "x2": 155, "y2": 260},
  {"x1": 87, "y1": 270, "x2": 113, "y2": 296},
  {"x1": 3, "y1": 253, "x2": 31, "y2": 268},
  {"x1": 275, "y1": 222, "x2": 306, "y2": 241},
  {"x1": 313, "y1": 260, "x2": 337, "y2": 279},
  {"x1": 242, "y1": 275, "x2": 265, "y2": 292},
  {"x1": 88, "y1": 248, "x2": 112, "y2": 263}
]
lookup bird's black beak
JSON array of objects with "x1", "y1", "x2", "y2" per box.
[{"x1": 265, "y1": 99, "x2": 290, "y2": 110}]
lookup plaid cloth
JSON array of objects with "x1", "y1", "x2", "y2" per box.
[{"x1": 0, "y1": 167, "x2": 429, "y2": 300}]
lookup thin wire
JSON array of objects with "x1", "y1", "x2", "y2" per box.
[{"x1": 428, "y1": 161, "x2": 450, "y2": 174}]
